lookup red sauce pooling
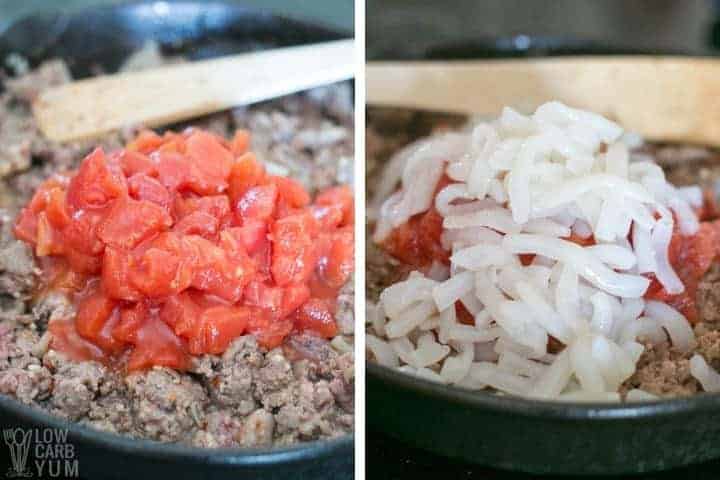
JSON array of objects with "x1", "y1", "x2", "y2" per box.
[{"x1": 16, "y1": 128, "x2": 354, "y2": 371}]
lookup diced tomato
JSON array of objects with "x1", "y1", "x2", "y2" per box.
[
  {"x1": 272, "y1": 176, "x2": 311, "y2": 210},
  {"x1": 98, "y1": 197, "x2": 172, "y2": 250},
  {"x1": 311, "y1": 204, "x2": 344, "y2": 230},
  {"x1": 698, "y1": 189, "x2": 720, "y2": 222},
  {"x1": 13, "y1": 126, "x2": 354, "y2": 371},
  {"x1": 66, "y1": 148, "x2": 127, "y2": 212},
  {"x1": 645, "y1": 223, "x2": 719, "y2": 323},
  {"x1": 75, "y1": 284, "x2": 119, "y2": 347},
  {"x1": 295, "y1": 298, "x2": 337, "y2": 338},
  {"x1": 130, "y1": 233, "x2": 196, "y2": 297},
  {"x1": 675, "y1": 223, "x2": 717, "y2": 282},
  {"x1": 244, "y1": 281, "x2": 284, "y2": 312},
  {"x1": 13, "y1": 179, "x2": 66, "y2": 244},
  {"x1": 281, "y1": 283, "x2": 311, "y2": 318},
  {"x1": 102, "y1": 247, "x2": 140, "y2": 301},
  {"x1": 126, "y1": 315, "x2": 189, "y2": 371},
  {"x1": 184, "y1": 235, "x2": 250, "y2": 302},
  {"x1": 236, "y1": 183, "x2": 278, "y2": 221},
  {"x1": 174, "y1": 195, "x2": 230, "y2": 221},
  {"x1": 185, "y1": 130, "x2": 233, "y2": 189},
  {"x1": 252, "y1": 240, "x2": 273, "y2": 283},
  {"x1": 48, "y1": 317, "x2": 106, "y2": 363},
  {"x1": 519, "y1": 254, "x2": 535, "y2": 266},
  {"x1": 117, "y1": 150, "x2": 158, "y2": 177},
  {"x1": 228, "y1": 153, "x2": 265, "y2": 203},
  {"x1": 247, "y1": 310, "x2": 293, "y2": 350},
  {"x1": 13, "y1": 208, "x2": 39, "y2": 245},
  {"x1": 455, "y1": 302, "x2": 475, "y2": 325},
  {"x1": 173, "y1": 211, "x2": 219, "y2": 238},
  {"x1": 160, "y1": 292, "x2": 201, "y2": 337},
  {"x1": 190, "y1": 305, "x2": 251, "y2": 355},
  {"x1": 317, "y1": 229, "x2": 354, "y2": 289},
  {"x1": 65, "y1": 247, "x2": 102, "y2": 275},
  {"x1": 128, "y1": 173, "x2": 171, "y2": 210},
  {"x1": 271, "y1": 211, "x2": 318, "y2": 286},
  {"x1": 63, "y1": 209, "x2": 106, "y2": 255},
  {"x1": 94, "y1": 308, "x2": 124, "y2": 354},
  {"x1": 155, "y1": 151, "x2": 193, "y2": 192},
  {"x1": 230, "y1": 129, "x2": 251, "y2": 156},
  {"x1": 40, "y1": 258, "x2": 89, "y2": 294},
  {"x1": 382, "y1": 206, "x2": 448, "y2": 267},
  {"x1": 315, "y1": 185, "x2": 353, "y2": 226},
  {"x1": 45, "y1": 187, "x2": 70, "y2": 229},
  {"x1": 130, "y1": 247, "x2": 193, "y2": 298},
  {"x1": 126, "y1": 130, "x2": 165, "y2": 154},
  {"x1": 564, "y1": 233, "x2": 595, "y2": 247},
  {"x1": 35, "y1": 213, "x2": 64, "y2": 257},
  {"x1": 226, "y1": 221, "x2": 267, "y2": 254},
  {"x1": 113, "y1": 303, "x2": 146, "y2": 343}
]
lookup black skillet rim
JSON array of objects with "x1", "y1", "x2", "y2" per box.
[
  {"x1": 368, "y1": 361, "x2": 720, "y2": 420},
  {"x1": 0, "y1": 393, "x2": 351, "y2": 464},
  {"x1": 0, "y1": 0, "x2": 353, "y2": 464}
]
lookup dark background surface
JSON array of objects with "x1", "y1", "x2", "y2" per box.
[
  {"x1": 366, "y1": 0, "x2": 719, "y2": 60},
  {"x1": 367, "y1": 0, "x2": 720, "y2": 478}
]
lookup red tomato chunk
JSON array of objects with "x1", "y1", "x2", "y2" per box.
[{"x1": 14, "y1": 128, "x2": 354, "y2": 372}]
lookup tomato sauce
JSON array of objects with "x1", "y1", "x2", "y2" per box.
[{"x1": 15, "y1": 128, "x2": 354, "y2": 372}]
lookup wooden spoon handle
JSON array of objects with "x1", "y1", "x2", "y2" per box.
[
  {"x1": 34, "y1": 39, "x2": 354, "y2": 142},
  {"x1": 368, "y1": 57, "x2": 720, "y2": 146}
]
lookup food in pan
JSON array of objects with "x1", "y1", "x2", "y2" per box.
[
  {"x1": 0, "y1": 50, "x2": 354, "y2": 447},
  {"x1": 367, "y1": 102, "x2": 720, "y2": 401}
]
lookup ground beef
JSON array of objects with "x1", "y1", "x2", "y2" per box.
[
  {"x1": 0, "y1": 324, "x2": 51, "y2": 403},
  {"x1": 697, "y1": 263, "x2": 720, "y2": 326},
  {"x1": 48, "y1": 356, "x2": 109, "y2": 420},
  {"x1": 694, "y1": 322, "x2": 720, "y2": 369},
  {"x1": 189, "y1": 335, "x2": 352, "y2": 447},
  {"x1": 621, "y1": 341, "x2": 699, "y2": 397},
  {"x1": 238, "y1": 408, "x2": 275, "y2": 447},
  {"x1": 0, "y1": 52, "x2": 354, "y2": 447},
  {"x1": 193, "y1": 336, "x2": 262, "y2": 415},
  {"x1": 0, "y1": 210, "x2": 36, "y2": 298},
  {"x1": 335, "y1": 281, "x2": 355, "y2": 335},
  {"x1": 648, "y1": 144, "x2": 720, "y2": 191},
  {"x1": 126, "y1": 368, "x2": 208, "y2": 443}
]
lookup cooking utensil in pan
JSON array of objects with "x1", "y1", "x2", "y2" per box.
[
  {"x1": 0, "y1": 2, "x2": 353, "y2": 479},
  {"x1": 367, "y1": 57, "x2": 720, "y2": 147},
  {"x1": 35, "y1": 39, "x2": 355, "y2": 142}
]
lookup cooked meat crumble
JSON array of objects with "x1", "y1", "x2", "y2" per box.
[{"x1": 0, "y1": 50, "x2": 354, "y2": 447}]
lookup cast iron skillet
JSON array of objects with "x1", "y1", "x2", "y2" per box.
[
  {"x1": 0, "y1": 2, "x2": 352, "y2": 479},
  {"x1": 366, "y1": 36, "x2": 720, "y2": 476}
]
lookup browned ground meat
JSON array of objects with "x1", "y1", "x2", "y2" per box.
[
  {"x1": 0, "y1": 52, "x2": 354, "y2": 447},
  {"x1": 620, "y1": 341, "x2": 698, "y2": 397},
  {"x1": 366, "y1": 106, "x2": 720, "y2": 399}
]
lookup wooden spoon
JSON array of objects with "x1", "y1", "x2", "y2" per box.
[
  {"x1": 34, "y1": 39, "x2": 354, "y2": 142},
  {"x1": 367, "y1": 57, "x2": 720, "y2": 146}
]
